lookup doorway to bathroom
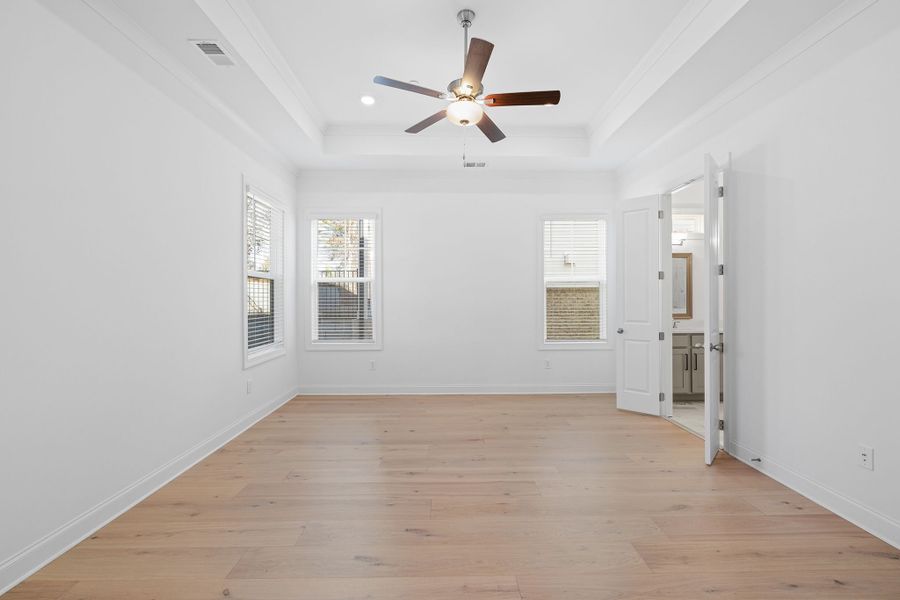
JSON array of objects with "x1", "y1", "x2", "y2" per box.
[
  {"x1": 669, "y1": 178, "x2": 709, "y2": 435},
  {"x1": 665, "y1": 157, "x2": 726, "y2": 463}
]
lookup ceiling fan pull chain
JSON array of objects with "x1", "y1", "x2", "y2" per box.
[{"x1": 461, "y1": 126, "x2": 467, "y2": 167}]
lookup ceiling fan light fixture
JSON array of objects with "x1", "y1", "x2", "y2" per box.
[{"x1": 446, "y1": 98, "x2": 483, "y2": 127}]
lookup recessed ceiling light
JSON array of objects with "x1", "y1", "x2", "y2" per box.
[{"x1": 360, "y1": 95, "x2": 375, "y2": 106}]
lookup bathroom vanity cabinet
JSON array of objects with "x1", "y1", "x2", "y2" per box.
[{"x1": 673, "y1": 333, "x2": 704, "y2": 396}]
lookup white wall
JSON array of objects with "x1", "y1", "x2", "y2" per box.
[
  {"x1": 620, "y1": 21, "x2": 900, "y2": 546},
  {"x1": 0, "y1": 0, "x2": 298, "y2": 591},
  {"x1": 296, "y1": 171, "x2": 617, "y2": 394}
]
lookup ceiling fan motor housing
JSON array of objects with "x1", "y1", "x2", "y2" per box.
[{"x1": 447, "y1": 78, "x2": 483, "y2": 98}]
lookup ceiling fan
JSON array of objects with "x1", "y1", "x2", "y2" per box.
[{"x1": 373, "y1": 9, "x2": 561, "y2": 143}]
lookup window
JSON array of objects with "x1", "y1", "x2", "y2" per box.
[
  {"x1": 311, "y1": 217, "x2": 378, "y2": 346},
  {"x1": 672, "y1": 213, "x2": 704, "y2": 234},
  {"x1": 245, "y1": 186, "x2": 284, "y2": 365},
  {"x1": 542, "y1": 218, "x2": 608, "y2": 345}
]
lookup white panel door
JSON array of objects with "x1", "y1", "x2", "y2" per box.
[
  {"x1": 616, "y1": 195, "x2": 661, "y2": 415},
  {"x1": 704, "y1": 155, "x2": 723, "y2": 465}
]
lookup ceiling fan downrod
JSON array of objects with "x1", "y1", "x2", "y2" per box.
[{"x1": 457, "y1": 9, "x2": 475, "y2": 70}]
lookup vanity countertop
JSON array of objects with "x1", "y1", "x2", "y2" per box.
[{"x1": 672, "y1": 330, "x2": 725, "y2": 335}]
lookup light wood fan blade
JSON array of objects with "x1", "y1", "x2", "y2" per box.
[
  {"x1": 484, "y1": 91, "x2": 561, "y2": 106},
  {"x1": 476, "y1": 111, "x2": 505, "y2": 143},
  {"x1": 374, "y1": 76, "x2": 444, "y2": 98},
  {"x1": 462, "y1": 38, "x2": 494, "y2": 89},
  {"x1": 405, "y1": 110, "x2": 447, "y2": 133}
]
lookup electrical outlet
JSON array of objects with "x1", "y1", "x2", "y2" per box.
[
  {"x1": 858, "y1": 445, "x2": 874, "y2": 471},
  {"x1": 246, "y1": 379, "x2": 253, "y2": 395},
  {"x1": 369, "y1": 360, "x2": 376, "y2": 371},
  {"x1": 544, "y1": 360, "x2": 552, "y2": 370}
]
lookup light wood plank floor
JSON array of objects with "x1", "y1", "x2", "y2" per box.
[{"x1": 9, "y1": 394, "x2": 900, "y2": 599}]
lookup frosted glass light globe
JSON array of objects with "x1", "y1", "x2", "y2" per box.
[{"x1": 446, "y1": 99, "x2": 483, "y2": 127}]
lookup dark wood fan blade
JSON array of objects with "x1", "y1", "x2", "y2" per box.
[
  {"x1": 476, "y1": 111, "x2": 505, "y2": 143},
  {"x1": 484, "y1": 91, "x2": 561, "y2": 107},
  {"x1": 462, "y1": 38, "x2": 494, "y2": 89},
  {"x1": 405, "y1": 110, "x2": 447, "y2": 133},
  {"x1": 373, "y1": 76, "x2": 444, "y2": 99}
]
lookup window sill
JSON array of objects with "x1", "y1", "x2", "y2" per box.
[
  {"x1": 244, "y1": 345, "x2": 286, "y2": 369},
  {"x1": 306, "y1": 341, "x2": 383, "y2": 352},
  {"x1": 539, "y1": 341, "x2": 612, "y2": 351}
]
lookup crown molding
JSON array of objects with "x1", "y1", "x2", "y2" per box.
[
  {"x1": 35, "y1": 0, "x2": 298, "y2": 178},
  {"x1": 622, "y1": 0, "x2": 883, "y2": 174},
  {"x1": 192, "y1": 0, "x2": 325, "y2": 148},
  {"x1": 588, "y1": 0, "x2": 750, "y2": 145}
]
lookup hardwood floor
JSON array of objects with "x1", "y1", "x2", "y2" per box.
[{"x1": 9, "y1": 394, "x2": 900, "y2": 599}]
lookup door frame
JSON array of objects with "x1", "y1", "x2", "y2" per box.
[
  {"x1": 659, "y1": 193, "x2": 673, "y2": 418},
  {"x1": 660, "y1": 176, "x2": 701, "y2": 421}
]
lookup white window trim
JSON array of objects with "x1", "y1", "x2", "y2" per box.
[
  {"x1": 306, "y1": 210, "x2": 383, "y2": 351},
  {"x1": 538, "y1": 213, "x2": 613, "y2": 351},
  {"x1": 243, "y1": 179, "x2": 287, "y2": 369}
]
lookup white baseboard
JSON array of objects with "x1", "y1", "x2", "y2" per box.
[
  {"x1": 0, "y1": 386, "x2": 300, "y2": 595},
  {"x1": 727, "y1": 440, "x2": 900, "y2": 550},
  {"x1": 295, "y1": 383, "x2": 615, "y2": 395}
]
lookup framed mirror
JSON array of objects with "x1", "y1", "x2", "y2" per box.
[{"x1": 672, "y1": 252, "x2": 693, "y2": 319}]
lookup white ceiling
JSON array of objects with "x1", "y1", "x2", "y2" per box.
[
  {"x1": 246, "y1": 0, "x2": 689, "y2": 129},
  {"x1": 42, "y1": 0, "x2": 875, "y2": 172}
]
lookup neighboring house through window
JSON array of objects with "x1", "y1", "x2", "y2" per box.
[{"x1": 542, "y1": 218, "x2": 608, "y2": 345}]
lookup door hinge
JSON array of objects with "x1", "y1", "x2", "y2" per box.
[
  {"x1": 659, "y1": 392, "x2": 665, "y2": 403},
  {"x1": 718, "y1": 264, "x2": 725, "y2": 275},
  {"x1": 718, "y1": 419, "x2": 725, "y2": 431},
  {"x1": 717, "y1": 185, "x2": 724, "y2": 198},
  {"x1": 658, "y1": 271, "x2": 665, "y2": 280},
  {"x1": 658, "y1": 210, "x2": 664, "y2": 219},
  {"x1": 658, "y1": 331, "x2": 665, "y2": 341}
]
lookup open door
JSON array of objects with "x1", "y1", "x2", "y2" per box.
[
  {"x1": 616, "y1": 195, "x2": 662, "y2": 415},
  {"x1": 703, "y1": 155, "x2": 723, "y2": 464}
]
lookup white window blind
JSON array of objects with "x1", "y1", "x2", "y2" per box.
[
  {"x1": 245, "y1": 188, "x2": 284, "y2": 358},
  {"x1": 543, "y1": 218, "x2": 608, "y2": 342},
  {"x1": 312, "y1": 218, "x2": 376, "y2": 343}
]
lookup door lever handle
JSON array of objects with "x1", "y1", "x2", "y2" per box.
[
  {"x1": 709, "y1": 342, "x2": 723, "y2": 352},
  {"x1": 617, "y1": 328, "x2": 624, "y2": 334}
]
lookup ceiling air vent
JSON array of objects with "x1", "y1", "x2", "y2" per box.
[{"x1": 192, "y1": 40, "x2": 235, "y2": 66}]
